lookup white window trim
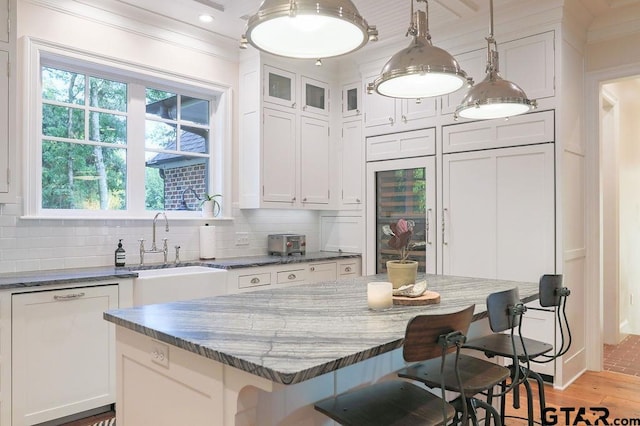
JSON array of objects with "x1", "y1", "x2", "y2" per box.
[{"x1": 23, "y1": 37, "x2": 233, "y2": 221}]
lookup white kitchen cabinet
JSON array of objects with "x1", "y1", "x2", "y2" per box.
[
  {"x1": 262, "y1": 108, "x2": 297, "y2": 204},
  {"x1": 340, "y1": 119, "x2": 363, "y2": 207},
  {"x1": 499, "y1": 31, "x2": 555, "y2": 101},
  {"x1": 342, "y1": 82, "x2": 361, "y2": 118},
  {"x1": 0, "y1": 0, "x2": 14, "y2": 202},
  {"x1": 0, "y1": 49, "x2": 9, "y2": 196},
  {"x1": 443, "y1": 110, "x2": 554, "y2": 154},
  {"x1": 0, "y1": 0, "x2": 8, "y2": 43},
  {"x1": 12, "y1": 285, "x2": 119, "y2": 425},
  {"x1": 300, "y1": 116, "x2": 330, "y2": 205},
  {"x1": 226, "y1": 258, "x2": 362, "y2": 294},
  {"x1": 308, "y1": 261, "x2": 338, "y2": 282},
  {"x1": 366, "y1": 128, "x2": 436, "y2": 162},
  {"x1": 362, "y1": 72, "x2": 437, "y2": 136},
  {"x1": 441, "y1": 31, "x2": 555, "y2": 116},
  {"x1": 441, "y1": 143, "x2": 555, "y2": 282},
  {"x1": 301, "y1": 75, "x2": 329, "y2": 116},
  {"x1": 264, "y1": 65, "x2": 296, "y2": 109},
  {"x1": 240, "y1": 57, "x2": 335, "y2": 210}
]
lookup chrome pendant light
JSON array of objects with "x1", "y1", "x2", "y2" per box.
[
  {"x1": 454, "y1": 0, "x2": 536, "y2": 120},
  {"x1": 367, "y1": 0, "x2": 471, "y2": 99},
  {"x1": 240, "y1": 0, "x2": 378, "y2": 60}
]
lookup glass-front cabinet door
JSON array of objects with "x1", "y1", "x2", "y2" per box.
[
  {"x1": 342, "y1": 82, "x2": 360, "y2": 118},
  {"x1": 366, "y1": 156, "x2": 437, "y2": 275},
  {"x1": 301, "y1": 76, "x2": 328, "y2": 116},
  {"x1": 263, "y1": 65, "x2": 296, "y2": 109}
]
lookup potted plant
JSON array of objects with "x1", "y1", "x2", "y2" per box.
[
  {"x1": 383, "y1": 219, "x2": 419, "y2": 289},
  {"x1": 201, "y1": 193, "x2": 222, "y2": 218}
]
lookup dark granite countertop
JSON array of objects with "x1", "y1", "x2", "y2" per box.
[
  {"x1": 0, "y1": 266, "x2": 138, "y2": 290},
  {"x1": 199, "y1": 251, "x2": 361, "y2": 270},
  {"x1": 0, "y1": 252, "x2": 361, "y2": 290},
  {"x1": 104, "y1": 273, "x2": 539, "y2": 385}
]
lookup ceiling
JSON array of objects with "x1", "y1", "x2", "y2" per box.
[{"x1": 108, "y1": 0, "x2": 631, "y2": 46}]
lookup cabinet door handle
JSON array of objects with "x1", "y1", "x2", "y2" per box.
[
  {"x1": 302, "y1": 105, "x2": 307, "y2": 111},
  {"x1": 442, "y1": 208, "x2": 449, "y2": 245},
  {"x1": 426, "y1": 208, "x2": 432, "y2": 245},
  {"x1": 401, "y1": 115, "x2": 407, "y2": 123},
  {"x1": 302, "y1": 197, "x2": 307, "y2": 202},
  {"x1": 292, "y1": 197, "x2": 296, "y2": 202},
  {"x1": 54, "y1": 292, "x2": 86, "y2": 301},
  {"x1": 292, "y1": 102, "x2": 296, "y2": 109},
  {"x1": 356, "y1": 109, "x2": 360, "y2": 115},
  {"x1": 250, "y1": 277, "x2": 260, "y2": 284},
  {"x1": 288, "y1": 273, "x2": 296, "y2": 280},
  {"x1": 356, "y1": 198, "x2": 361, "y2": 203},
  {"x1": 389, "y1": 117, "x2": 394, "y2": 124}
]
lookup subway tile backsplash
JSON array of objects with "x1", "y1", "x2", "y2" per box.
[{"x1": 0, "y1": 202, "x2": 321, "y2": 273}]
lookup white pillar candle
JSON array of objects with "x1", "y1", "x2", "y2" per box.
[{"x1": 367, "y1": 282, "x2": 393, "y2": 311}]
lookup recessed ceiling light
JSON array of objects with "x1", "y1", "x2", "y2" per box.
[{"x1": 199, "y1": 14, "x2": 214, "y2": 23}]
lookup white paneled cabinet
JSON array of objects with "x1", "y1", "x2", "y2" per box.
[
  {"x1": 262, "y1": 108, "x2": 297, "y2": 203},
  {"x1": 226, "y1": 258, "x2": 362, "y2": 294},
  {"x1": 443, "y1": 110, "x2": 554, "y2": 153},
  {"x1": 362, "y1": 73, "x2": 437, "y2": 136},
  {"x1": 240, "y1": 59, "x2": 334, "y2": 209},
  {"x1": 441, "y1": 143, "x2": 555, "y2": 281},
  {"x1": 300, "y1": 116, "x2": 330, "y2": 205},
  {"x1": 12, "y1": 285, "x2": 119, "y2": 425},
  {"x1": 0, "y1": 0, "x2": 13, "y2": 202},
  {"x1": 0, "y1": 0, "x2": 7, "y2": 43},
  {"x1": 340, "y1": 120, "x2": 363, "y2": 207},
  {"x1": 342, "y1": 82, "x2": 361, "y2": 118}
]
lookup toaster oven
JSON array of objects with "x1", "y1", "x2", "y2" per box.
[{"x1": 268, "y1": 234, "x2": 306, "y2": 256}]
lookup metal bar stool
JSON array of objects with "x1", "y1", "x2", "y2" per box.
[
  {"x1": 314, "y1": 305, "x2": 476, "y2": 426},
  {"x1": 398, "y1": 330, "x2": 512, "y2": 424},
  {"x1": 463, "y1": 275, "x2": 571, "y2": 426}
]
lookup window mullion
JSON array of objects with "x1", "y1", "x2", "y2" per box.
[{"x1": 128, "y1": 83, "x2": 146, "y2": 214}]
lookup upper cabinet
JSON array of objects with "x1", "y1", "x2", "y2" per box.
[
  {"x1": 0, "y1": 0, "x2": 8, "y2": 43},
  {"x1": 264, "y1": 65, "x2": 296, "y2": 109},
  {"x1": 263, "y1": 65, "x2": 330, "y2": 117},
  {"x1": 442, "y1": 31, "x2": 555, "y2": 117},
  {"x1": 239, "y1": 58, "x2": 336, "y2": 210},
  {"x1": 342, "y1": 82, "x2": 361, "y2": 119},
  {"x1": 362, "y1": 73, "x2": 437, "y2": 136},
  {"x1": 0, "y1": 0, "x2": 14, "y2": 203}
]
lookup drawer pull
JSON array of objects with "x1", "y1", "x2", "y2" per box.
[
  {"x1": 344, "y1": 266, "x2": 352, "y2": 273},
  {"x1": 250, "y1": 277, "x2": 260, "y2": 284},
  {"x1": 288, "y1": 273, "x2": 296, "y2": 280},
  {"x1": 310, "y1": 266, "x2": 315, "y2": 272},
  {"x1": 54, "y1": 292, "x2": 86, "y2": 301}
]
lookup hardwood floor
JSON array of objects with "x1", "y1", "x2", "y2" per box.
[
  {"x1": 60, "y1": 370, "x2": 640, "y2": 425},
  {"x1": 503, "y1": 370, "x2": 640, "y2": 425}
]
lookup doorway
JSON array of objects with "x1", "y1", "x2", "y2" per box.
[{"x1": 586, "y1": 70, "x2": 640, "y2": 376}]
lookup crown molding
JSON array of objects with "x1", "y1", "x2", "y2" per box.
[{"x1": 22, "y1": 0, "x2": 240, "y2": 63}]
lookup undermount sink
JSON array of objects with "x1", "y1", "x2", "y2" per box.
[{"x1": 133, "y1": 266, "x2": 228, "y2": 306}]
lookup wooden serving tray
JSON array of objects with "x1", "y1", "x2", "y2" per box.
[{"x1": 393, "y1": 290, "x2": 441, "y2": 306}]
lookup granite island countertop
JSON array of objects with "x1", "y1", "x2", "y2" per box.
[
  {"x1": 104, "y1": 273, "x2": 539, "y2": 385},
  {"x1": 0, "y1": 251, "x2": 361, "y2": 290}
]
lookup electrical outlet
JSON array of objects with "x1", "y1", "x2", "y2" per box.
[
  {"x1": 151, "y1": 341, "x2": 169, "y2": 368},
  {"x1": 235, "y1": 232, "x2": 249, "y2": 246}
]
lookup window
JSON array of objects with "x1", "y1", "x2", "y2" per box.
[{"x1": 30, "y1": 48, "x2": 229, "y2": 218}]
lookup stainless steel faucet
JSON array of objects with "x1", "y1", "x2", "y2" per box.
[{"x1": 139, "y1": 212, "x2": 170, "y2": 265}]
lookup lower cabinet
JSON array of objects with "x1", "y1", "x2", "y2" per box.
[
  {"x1": 227, "y1": 258, "x2": 362, "y2": 294},
  {"x1": 12, "y1": 284, "x2": 119, "y2": 425}
]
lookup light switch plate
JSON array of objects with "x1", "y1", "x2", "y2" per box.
[{"x1": 235, "y1": 232, "x2": 249, "y2": 246}]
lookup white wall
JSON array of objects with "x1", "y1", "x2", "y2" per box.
[{"x1": 0, "y1": 0, "x2": 322, "y2": 273}]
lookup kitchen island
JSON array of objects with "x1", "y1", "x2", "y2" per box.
[{"x1": 104, "y1": 274, "x2": 540, "y2": 425}]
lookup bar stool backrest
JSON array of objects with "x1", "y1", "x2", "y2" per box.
[
  {"x1": 403, "y1": 304, "x2": 475, "y2": 362},
  {"x1": 539, "y1": 274, "x2": 564, "y2": 307},
  {"x1": 486, "y1": 288, "x2": 521, "y2": 333}
]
